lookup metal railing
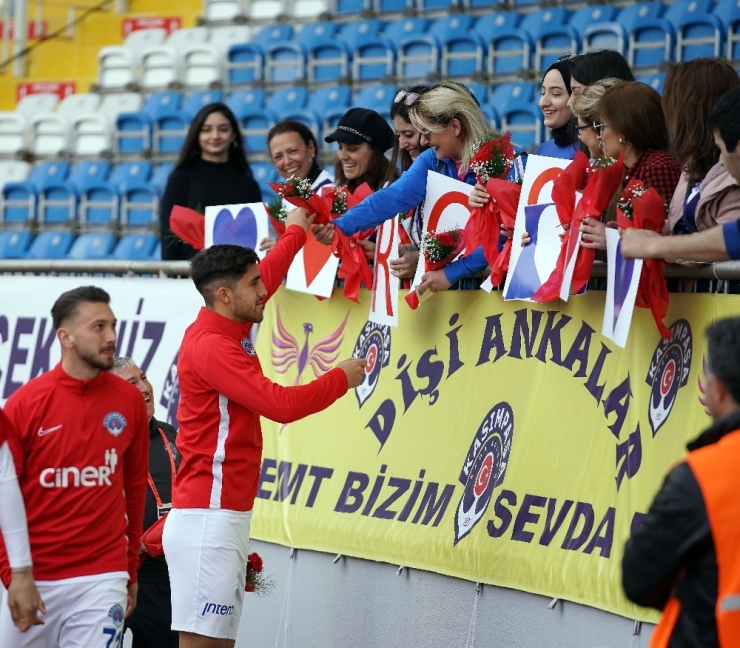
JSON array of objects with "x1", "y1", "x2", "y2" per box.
[{"x1": 2, "y1": 259, "x2": 740, "y2": 283}]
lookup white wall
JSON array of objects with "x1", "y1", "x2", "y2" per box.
[{"x1": 236, "y1": 540, "x2": 655, "y2": 648}]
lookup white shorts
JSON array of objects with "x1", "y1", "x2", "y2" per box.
[
  {"x1": 0, "y1": 573, "x2": 128, "y2": 648},
  {"x1": 163, "y1": 508, "x2": 251, "y2": 640}
]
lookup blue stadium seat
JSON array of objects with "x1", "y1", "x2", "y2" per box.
[
  {"x1": 252, "y1": 162, "x2": 279, "y2": 201},
  {"x1": 636, "y1": 73, "x2": 666, "y2": 94},
  {"x1": 253, "y1": 24, "x2": 294, "y2": 49},
  {"x1": 151, "y1": 163, "x2": 174, "y2": 196},
  {"x1": 236, "y1": 110, "x2": 278, "y2": 153},
  {"x1": 120, "y1": 179, "x2": 159, "y2": 232},
  {"x1": 354, "y1": 84, "x2": 397, "y2": 113},
  {"x1": 0, "y1": 229, "x2": 32, "y2": 259},
  {"x1": 225, "y1": 43, "x2": 264, "y2": 86},
  {"x1": 113, "y1": 233, "x2": 158, "y2": 260},
  {"x1": 226, "y1": 89, "x2": 266, "y2": 118},
  {"x1": 266, "y1": 88, "x2": 309, "y2": 113},
  {"x1": 265, "y1": 41, "x2": 307, "y2": 85},
  {"x1": 474, "y1": 12, "x2": 527, "y2": 78},
  {"x1": 68, "y1": 232, "x2": 117, "y2": 260},
  {"x1": 350, "y1": 35, "x2": 396, "y2": 82},
  {"x1": 150, "y1": 240, "x2": 161, "y2": 260},
  {"x1": 490, "y1": 82, "x2": 536, "y2": 117},
  {"x1": 384, "y1": 17, "x2": 428, "y2": 41},
  {"x1": 305, "y1": 24, "x2": 352, "y2": 83},
  {"x1": 417, "y1": 0, "x2": 454, "y2": 12},
  {"x1": 26, "y1": 231, "x2": 75, "y2": 259},
  {"x1": 468, "y1": 82, "x2": 489, "y2": 106},
  {"x1": 335, "y1": 0, "x2": 372, "y2": 15},
  {"x1": 481, "y1": 103, "x2": 501, "y2": 130},
  {"x1": 664, "y1": 0, "x2": 724, "y2": 61},
  {"x1": 339, "y1": 19, "x2": 384, "y2": 44},
  {"x1": 181, "y1": 90, "x2": 225, "y2": 118},
  {"x1": 518, "y1": 8, "x2": 574, "y2": 74},
  {"x1": 375, "y1": 0, "x2": 412, "y2": 14},
  {"x1": 714, "y1": 0, "x2": 740, "y2": 60},
  {"x1": 397, "y1": 15, "x2": 478, "y2": 80},
  {"x1": 39, "y1": 160, "x2": 111, "y2": 231},
  {"x1": 115, "y1": 91, "x2": 183, "y2": 156},
  {"x1": 499, "y1": 103, "x2": 543, "y2": 151},
  {"x1": 153, "y1": 113, "x2": 189, "y2": 156},
  {"x1": 1, "y1": 162, "x2": 70, "y2": 229},
  {"x1": 79, "y1": 161, "x2": 154, "y2": 232},
  {"x1": 568, "y1": 5, "x2": 618, "y2": 34}
]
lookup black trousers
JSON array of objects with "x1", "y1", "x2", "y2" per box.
[{"x1": 125, "y1": 575, "x2": 179, "y2": 648}]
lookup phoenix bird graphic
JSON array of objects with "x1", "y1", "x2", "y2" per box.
[{"x1": 272, "y1": 308, "x2": 350, "y2": 386}]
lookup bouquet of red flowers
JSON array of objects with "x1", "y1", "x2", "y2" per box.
[
  {"x1": 422, "y1": 229, "x2": 465, "y2": 271},
  {"x1": 616, "y1": 178, "x2": 671, "y2": 338},
  {"x1": 268, "y1": 175, "x2": 328, "y2": 223},
  {"x1": 533, "y1": 152, "x2": 624, "y2": 303},
  {"x1": 265, "y1": 197, "x2": 289, "y2": 237},
  {"x1": 245, "y1": 551, "x2": 275, "y2": 595},
  {"x1": 470, "y1": 133, "x2": 515, "y2": 185}
]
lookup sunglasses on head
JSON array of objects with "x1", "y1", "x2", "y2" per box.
[{"x1": 394, "y1": 90, "x2": 421, "y2": 106}]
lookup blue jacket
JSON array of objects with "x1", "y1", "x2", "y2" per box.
[
  {"x1": 333, "y1": 148, "x2": 487, "y2": 285},
  {"x1": 534, "y1": 138, "x2": 580, "y2": 160}
]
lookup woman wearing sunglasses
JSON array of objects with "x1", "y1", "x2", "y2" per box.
[{"x1": 325, "y1": 82, "x2": 492, "y2": 294}]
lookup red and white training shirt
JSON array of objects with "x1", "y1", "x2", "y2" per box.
[
  {"x1": 0, "y1": 364, "x2": 149, "y2": 586},
  {"x1": 174, "y1": 225, "x2": 349, "y2": 512}
]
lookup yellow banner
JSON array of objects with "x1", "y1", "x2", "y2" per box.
[{"x1": 253, "y1": 287, "x2": 739, "y2": 621}]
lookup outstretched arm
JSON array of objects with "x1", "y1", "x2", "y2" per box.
[
  {"x1": 621, "y1": 224, "x2": 735, "y2": 263},
  {"x1": 259, "y1": 210, "x2": 313, "y2": 299}
]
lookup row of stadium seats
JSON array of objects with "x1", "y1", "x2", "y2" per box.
[
  {"x1": 98, "y1": 2, "x2": 740, "y2": 93},
  {"x1": 0, "y1": 230, "x2": 161, "y2": 260},
  {"x1": 0, "y1": 161, "x2": 168, "y2": 232}
]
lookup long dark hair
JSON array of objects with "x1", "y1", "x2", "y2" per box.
[
  {"x1": 334, "y1": 147, "x2": 398, "y2": 193},
  {"x1": 570, "y1": 50, "x2": 635, "y2": 86},
  {"x1": 390, "y1": 84, "x2": 433, "y2": 172},
  {"x1": 662, "y1": 58, "x2": 740, "y2": 182},
  {"x1": 174, "y1": 102, "x2": 251, "y2": 175}
]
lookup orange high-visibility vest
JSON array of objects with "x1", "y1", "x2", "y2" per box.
[{"x1": 650, "y1": 429, "x2": 740, "y2": 648}]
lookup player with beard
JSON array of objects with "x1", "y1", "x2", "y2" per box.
[
  {"x1": 0, "y1": 286, "x2": 149, "y2": 648},
  {"x1": 164, "y1": 208, "x2": 366, "y2": 648}
]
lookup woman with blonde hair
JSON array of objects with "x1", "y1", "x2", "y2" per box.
[
  {"x1": 328, "y1": 82, "x2": 493, "y2": 292},
  {"x1": 571, "y1": 77, "x2": 623, "y2": 160}
]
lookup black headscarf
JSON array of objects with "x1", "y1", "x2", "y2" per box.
[{"x1": 542, "y1": 60, "x2": 575, "y2": 147}]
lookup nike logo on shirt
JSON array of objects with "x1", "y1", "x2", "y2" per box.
[{"x1": 38, "y1": 424, "x2": 63, "y2": 437}]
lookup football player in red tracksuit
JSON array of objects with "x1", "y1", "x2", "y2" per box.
[
  {"x1": 163, "y1": 207, "x2": 366, "y2": 648},
  {"x1": 0, "y1": 286, "x2": 149, "y2": 648},
  {"x1": 0, "y1": 407, "x2": 45, "y2": 633}
]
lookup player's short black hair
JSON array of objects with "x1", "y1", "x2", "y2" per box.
[
  {"x1": 709, "y1": 86, "x2": 740, "y2": 153},
  {"x1": 706, "y1": 316, "x2": 740, "y2": 405},
  {"x1": 51, "y1": 285, "x2": 111, "y2": 330},
  {"x1": 190, "y1": 244, "x2": 260, "y2": 306}
]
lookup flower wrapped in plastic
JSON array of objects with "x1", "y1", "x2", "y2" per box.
[
  {"x1": 268, "y1": 175, "x2": 328, "y2": 223},
  {"x1": 265, "y1": 197, "x2": 289, "y2": 237},
  {"x1": 169, "y1": 205, "x2": 206, "y2": 250},
  {"x1": 617, "y1": 178, "x2": 671, "y2": 338},
  {"x1": 422, "y1": 229, "x2": 465, "y2": 271},
  {"x1": 533, "y1": 151, "x2": 623, "y2": 303},
  {"x1": 463, "y1": 133, "x2": 517, "y2": 267}
]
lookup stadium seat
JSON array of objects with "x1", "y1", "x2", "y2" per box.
[
  {"x1": 150, "y1": 240, "x2": 162, "y2": 260},
  {"x1": 663, "y1": 0, "x2": 724, "y2": 61},
  {"x1": 266, "y1": 88, "x2": 309, "y2": 114},
  {"x1": 181, "y1": 45, "x2": 222, "y2": 89},
  {"x1": 57, "y1": 93, "x2": 101, "y2": 121},
  {"x1": 349, "y1": 34, "x2": 396, "y2": 82},
  {"x1": 397, "y1": 15, "x2": 478, "y2": 80},
  {"x1": 226, "y1": 89, "x2": 266, "y2": 117},
  {"x1": 568, "y1": 5, "x2": 618, "y2": 34},
  {"x1": 70, "y1": 114, "x2": 111, "y2": 158},
  {"x1": 339, "y1": 18, "x2": 383, "y2": 45},
  {"x1": 293, "y1": 0, "x2": 331, "y2": 20},
  {"x1": 238, "y1": 110, "x2": 279, "y2": 153},
  {"x1": 113, "y1": 232, "x2": 159, "y2": 260},
  {"x1": 481, "y1": 103, "x2": 501, "y2": 130},
  {"x1": 98, "y1": 93, "x2": 143, "y2": 124},
  {"x1": 26, "y1": 230, "x2": 75, "y2": 259},
  {"x1": 97, "y1": 47, "x2": 138, "y2": 91},
  {"x1": 166, "y1": 26, "x2": 210, "y2": 52},
  {"x1": 304, "y1": 23, "x2": 352, "y2": 83},
  {"x1": 16, "y1": 93, "x2": 59, "y2": 119},
  {"x1": 208, "y1": 25, "x2": 253, "y2": 54},
  {"x1": 714, "y1": 0, "x2": 740, "y2": 60},
  {"x1": 138, "y1": 46, "x2": 180, "y2": 92},
  {"x1": 1, "y1": 162, "x2": 69, "y2": 228},
  {"x1": 29, "y1": 114, "x2": 69, "y2": 158},
  {"x1": 517, "y1": 8, "x2": 574, "y2": 75},
  {"x1": 204, "y1": 0, "x2": 245, "y2": 23},
  {"x1": 490, "y1": 82, "x2": 536, "y2": 117},
  {"x1": 375, "y1": 0, "x2": 412, "y2": 14},
  {"x1": 39, "y1": 160, "x2": 111, "y2": 232},
  {"x1": 225, "y1": 43, "x2": 265, "y2": 86},
  {"x1": 248, "y1": 0, "x2": 285, "y2": 23},
  {"x1": 354, "y1": 83, "x2": 397, "y2": 113},
  {"x1": 418, "y1": 0, "x2": 454, "y2": 11},
  {"x1": 0, "y1": 229, "x2": 33, "y2": 259},
  {"x1": 499, "y1": 103, "x2": 543, "y2": 151},
  {"x1": 335, "y1": 0, "x2": 372, "y2": 16},
  {"x1": 0, "y1": 112, "x2": 27, "y2": 158},
  {"x1": 123, "y1": 27, "x2": 168, "y2": 53},
  {"x1": 150, "y1": 162, "x2": 173, "y2": 196},
  {"x1": 473, "y1": 12, "x2": 526, "y2": 79},
  {"x1": 252, "y1": 162, "x2": 279, "y2": 200},
  {"x1": 0, "y1": 160, "x2": 31, "y2": 190},
  {"x1": 468, "y1": 82, "x2": 489, "y2": 106},
  {"x1": 115, "y1": 91, "x2": 183, "y2": 156},
  {"x1": 252, "y1": 24, "x2": 294, "y2": 49},
  {"x1": 284, "y1": 85, "x2": 352, "y2": 139},
  {"x1": 68, "y1": 232, "x2": 117, "y2": 260},
  {"x1": 120, "y1": 179, "x2": 159, "y2": 233},
  {"x1": 636, "y1": 72, "x2": 666, "y2": 94}
]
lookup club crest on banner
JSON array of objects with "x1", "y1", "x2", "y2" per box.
[
  {"x1": 160, "y1": 351, "x2": 181, "y2": 429},
  {"x1": 352, "y1": 322, "x2": 391, "y2": 407},
  {"x1": 645, "y1": 319, "x2": 692, "y2": 436},
  {"x1": 103, "y1": 412, "x2": 127, "y2": 437},
  {"x1": 453, "y1": 402, "x2": 514, "y2": 546}
]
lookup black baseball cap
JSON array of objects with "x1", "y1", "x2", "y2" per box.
[{"x1": 324, "y1": 107, "x2": 395, "y2": 152}]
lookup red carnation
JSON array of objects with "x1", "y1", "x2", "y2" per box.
[{"x1": 248, "y1": 552, "x2": 263, "y2": 572}]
